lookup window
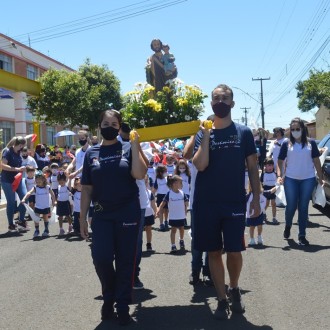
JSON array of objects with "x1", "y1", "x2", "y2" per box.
[
  {"x1": 46, "y1": 126, "x2": 56, "y2": 146},
  {"x1": 27, "y1": 64, "x2": 38, "y2": 80},
  {"x1": 65, "y1": 135, "x2": 74, "y2": 147},
  {"x1": 0, "y1": 53, "x2": 13, "y2": 72},
  {"x1": 0, "y1": 121, "x2": 15, "y2": 147}
]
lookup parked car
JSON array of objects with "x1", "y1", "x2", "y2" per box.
[{"x1": 317, "y1": 133, "x2": 330, "y2": 204}]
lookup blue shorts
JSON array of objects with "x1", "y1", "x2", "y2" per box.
[
  {"x1": 169, "y1": 219, "x2": 185, "y2": 228},
  {"x1": 193, "y1": 202, "x2": 246, "y2": 252},
  {"x1": 56, "y1": 200, "x2": 71, "y2": 216},
  {"x1": 89, "y1": 206, "x2": 94, "y2": 218},
  {"x1": 246, "y1": 213, "x2": 264, "y2": 227},
  {"x1": 28, "y1": 195, "x2": 35, "y2": 204},
  {"x1": 35, "y1": 207, "x2": 50, "y2": 215},
  {"x1": 144, "y1": 215, "x2": 155, "y2": 226},
  {"x1": 156, "y1": 194, "x2": 168, "y2": 209}
]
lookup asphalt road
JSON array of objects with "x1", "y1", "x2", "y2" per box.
[{"x1": 0, "y1": 204, "x2": 330, "y2": 330}]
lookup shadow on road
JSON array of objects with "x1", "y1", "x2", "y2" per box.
[
  {"x1": 94, "y1": 304, "x2": 273, "y2": 330},
  {"x1": 282, "y1": 238, "x2": 330, "y2": 252},
  {"x1": 0, "y1": 231, "x2": 23, "y2": 239}
]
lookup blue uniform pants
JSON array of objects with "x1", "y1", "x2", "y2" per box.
[{"x1": 91, "y1": 199, "x2": 140, "y2": 312}]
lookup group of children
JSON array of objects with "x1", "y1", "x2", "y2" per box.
[
  {"x1": 143, "y1": 155, "x2": 192, "y2": 253},
  {"x1": 20, "y1": 163, "x2": 85, "y2": 239}
]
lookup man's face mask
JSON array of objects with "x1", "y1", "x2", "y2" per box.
[{"x1": 212, "y1": 101, "x2": 231, "y2": 118}]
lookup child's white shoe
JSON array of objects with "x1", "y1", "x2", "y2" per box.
[
  {"x1": 257, "y1": 235, "x2": 264, "y2": 245},
  {"x1": 248, "y1": 238, "x2": 256, "y2": 246}
]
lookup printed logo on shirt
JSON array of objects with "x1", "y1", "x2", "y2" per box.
[
  {"x1": 232, "y1": 212, "x2": 244, "y2": 217},
  {"x1": 99, "y1": 154, "x2": 122, "y2": 164},
  {"x1": 123, "y1": 222, "x2": 138, "y2": 227},
  {"x1": 210, "y1": 134, "x2": 241, "y2": 151},
  {"x1": 92, "y1": 158, "x2": 100, "y2": 166}
]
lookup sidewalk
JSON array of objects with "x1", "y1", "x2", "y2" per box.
[{"x1": 0, "y1": 187, "x2": 7, "y2": 209}]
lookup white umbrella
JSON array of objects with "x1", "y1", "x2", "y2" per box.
[{"x1": 54, "y1": 130, "x2": 76, "y2": 138}]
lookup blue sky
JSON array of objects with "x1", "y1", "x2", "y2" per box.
[{"x1": 2, "y1": 0, "x2": 329, "y2": 131}]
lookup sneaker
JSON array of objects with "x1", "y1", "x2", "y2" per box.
[
  {"x1": 298, "y1": 236, "x2": 310, "y2": 246},
  {"x1": 164, "y1": 220, "x2": 169, "y2": 230},
  {"x1": 214, "y1": 299, "x2": 230, "y2": 320},
  {"x1": 203, "y1": 275, "x2": 214, "y2": 287},
  {"x1": 170, "y1": 245, "x2": 177, "y2": 253},
  {"x1": 189, "y1": 272, "x2": 200, "y2": 285},
  {"x1": 101, "y1": 301, "x2": 115, "y2": 321},
  {"x1": 257, "y1": 235, "x2": 264, "y2": 245},
  {"x1": 8, "y1": 224, "x2": 17, "y2": 232},
  {"x1": 59, "y1": 228, "x2": 65, "y2": 236},
  {"x1": 33, "y1": 229, "x2": 40, "y2": 238},
  {"x1": 248, "y1": 238, "x2": 256, "y2": 246},
  {"x1": 159, "y1": 223, "x2": 165, "y2": 232},
  {"x1": 283, "y1": 225, "x2": 291, "y2": 239},
  {"x1": 67, "y1": 225, "x2": 73, "y2": 234},
  {"x1": 272, "y1": 217, "x2": 279, "y2": 225},
  {"x1": 17, "y1": 221, "x2": 30, "y2": 231},
  {"x1": 133, "y1": 277, "x2": 144, "y2": 289},
  {"x1": 42, "y1": 230, "x2": 50, "y2": 237},
  {"x1": 117, "y1": 311, "x2": 132, "y2": 326},
  {"x1": 228, "y1": 287, "x2": 245, "y2": 313},
  {"x1": 179, "y1": 239, "x2": 185, "y2": 250},
  {"x1": 146, "y1": 243, "x2": 153, "y2": 251}
]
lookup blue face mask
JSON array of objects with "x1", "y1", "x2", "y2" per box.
[{"x1": 212, "y1": 101, "x2": 231, "y2": 118}]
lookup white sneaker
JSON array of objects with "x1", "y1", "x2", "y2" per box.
[
  {"x1": 257, "y1": 235, "x2": 264, "y2": 245},
  {"x1": 248, "y1": 238, "x2": 256, "y2": 246}
]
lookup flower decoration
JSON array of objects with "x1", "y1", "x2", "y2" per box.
[{"x1": 121, "y1": 79, "x2": 207, "y2": 128}]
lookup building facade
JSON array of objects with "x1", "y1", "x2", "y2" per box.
[{"x1": 0, "y1": 33, "x2": 77, "y2": 148}]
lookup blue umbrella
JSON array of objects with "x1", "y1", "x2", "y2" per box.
[{"x1": 54, "y1": 130, "x2": 76, "y2": 138}]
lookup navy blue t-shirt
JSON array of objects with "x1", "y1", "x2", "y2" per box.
[
  {"x1": 1, "y1": 147, "x2": 22, "y2": 183},
  {"x1": 81, "y1": 142, "x2": 139, "y2": 211},
  {"x1": 193, "y1": 122, "x2": 256, "y2": 205}
]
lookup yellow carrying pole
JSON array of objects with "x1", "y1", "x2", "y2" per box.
[
  {"x1": 0, "y1": 69, "x2": 41, "y2": 96},
  {"x1": 136, "y1": 120, "x2": 200, "y2": 142},
  {"x1": 33, "y1": 122, "x2": 40, "y2": 145}
]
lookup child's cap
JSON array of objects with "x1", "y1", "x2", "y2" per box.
[{"x1": 50, "y1": 162, "x2": 59, "y2": 168}]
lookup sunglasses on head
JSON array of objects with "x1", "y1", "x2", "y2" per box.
[{"x1": 290, "y1": 128, "x2": 301, "y2": 132}]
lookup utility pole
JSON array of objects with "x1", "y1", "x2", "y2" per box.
[
  {"x1": 252, "y1": 77, "x2": 270, "y2": 129},
  {"x1": 240, "y1": 107, "x2": 250, "y2": 126}
]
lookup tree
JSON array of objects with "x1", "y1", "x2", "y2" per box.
[
  {"x1": 78, "y1": 59, "x2": 122, "y2": 128},
  {"x1": 296, "y1": 69, "x2": 330, "y2": 112},
  {"x1": 28, "y1": 59, "x2": 122, "y2": 130}
]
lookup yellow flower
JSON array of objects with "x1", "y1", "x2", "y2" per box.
[
  {"x1": 144, "y1": 99, "x2": 162, "y2": 112},
  {"x1": 144, "y1": 86, "x2": 155, "y2": 94},
  {"x1": 162, "y1": 86, "x2": 171, "y2": 94},
  {"x1": 177, "y1": 97, "x2": 188, "y2": 107}
]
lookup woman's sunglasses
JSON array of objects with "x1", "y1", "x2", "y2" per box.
[{"x1": 290, "y1": 128, "x2": 301, "y2": 132}]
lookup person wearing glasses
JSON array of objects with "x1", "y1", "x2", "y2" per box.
[
  {"x1": 267, "y1": 127, "x2": 288, "y2": 169},
  {"x1": 277, "y1": 118, "x2": 324, "y2": 246}
]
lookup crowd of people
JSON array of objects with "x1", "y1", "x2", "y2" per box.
[{"x1": 0, "y1": 83, "x2": 325, "y2": 325}]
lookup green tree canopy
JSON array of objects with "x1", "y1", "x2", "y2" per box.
[
  {"x1": 296, "y1": 69, "x2": 330, "y2": 112},
  {"x1": 28, "y1": 59, "x2": 122, "y2": 130}
]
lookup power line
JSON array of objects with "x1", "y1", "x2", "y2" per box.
[
  {"x1": 0, "y1": 0, "x2": 187, "y2": 49},
  {"x1": 252, "y1": 77, "x2": 271, "y2": 129}
]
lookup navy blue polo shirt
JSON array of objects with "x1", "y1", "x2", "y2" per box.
[
  {"x1": 193, "y1": 122, "x2": 256, "y2": 206},
  {"x1": 81, "y1": 142, "x2": 139, "y2": 211},
  {"x1": 1, "y1": 147, "x2": 22, "y2": 183}
]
